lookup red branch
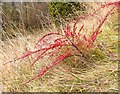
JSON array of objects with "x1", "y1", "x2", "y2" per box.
[
  {"x1": 5, "y1": 1, "x2": 119, "y2": 84},
  {"x1": 22, "y1": 51, "x2": 70, "y2": 84}
]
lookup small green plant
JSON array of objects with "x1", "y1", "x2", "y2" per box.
[{"x1": 49, "y1": 2, "x2": 86, "y2": 26}]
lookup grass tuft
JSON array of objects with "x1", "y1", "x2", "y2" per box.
[{"x1": 0, "y1": 1, "x2": 119, "y2": 92}]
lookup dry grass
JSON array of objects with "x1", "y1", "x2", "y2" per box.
[
  {"x1": 0, "y1": 2, "x2": 119, "y2": 92},
  {"x1": 0, "y1": 21, "x2": 118, "y2": 92}
]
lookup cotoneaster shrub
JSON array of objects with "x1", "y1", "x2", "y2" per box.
[{"x1": 5, "y1": 1, "x2": 120, "y2": 84}]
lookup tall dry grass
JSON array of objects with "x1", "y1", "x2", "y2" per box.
[{"x1": 0, "y1": 1, "x2": 119, "y2": 92}]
